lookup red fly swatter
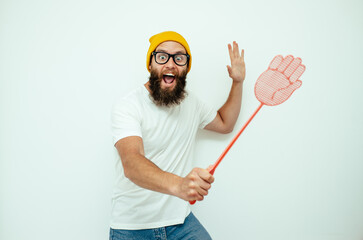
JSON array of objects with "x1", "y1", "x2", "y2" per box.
[{"x1": 190, "y1": 55, "x2": 306, "y2": 204}]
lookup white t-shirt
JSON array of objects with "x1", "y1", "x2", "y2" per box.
[{"x1": 110, "y1": 85, "x2": 217, "y2": 230}]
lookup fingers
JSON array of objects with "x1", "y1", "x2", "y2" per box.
[
  {"x1": 284, "y1": 57, "x2": 302, "y2": 78},
  {"x1": 269, "y1": 55, "x2": 283, "y2": 70},
  {"x1": 289, "y1": 64, "x2": 306, "y2": 82},
  {"x1": 277, "y1": 55, "x2": 294, "y2": 72},
  {"x1": 191, "y1": 169, "x2": 213, "y2": 194},
  {"x1": 197, "y1": 168, "x2": 215, "y2": 184},
  {"x1": 270, "y1": 55, "x2": 306, "y2": 82},
  {"x1": 227, "y1": 41, "x2": 246, "y2": 82},
  {"x1": 228, "y1": 43, "x2": 233, "y2": 63},
  {"x1": 228, "y1": 41, "x2": 244, "y2": 60},
  {"x1": 184, "y1": 168, "x2": 214, "y2": 201},
  {"x1": 233, "y1": 41, "x2": 240, "y2": 57}
]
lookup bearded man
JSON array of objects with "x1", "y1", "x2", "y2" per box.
[{"x1": 110, "y1": 31, "x2": 245, "y2": 240}]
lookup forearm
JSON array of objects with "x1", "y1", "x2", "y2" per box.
[
  {"x1": 218, "y1": 81, "x2": 243, "y2": 132},
  {"x1": 123, "y1": 153, "x2": 182, "y2": 197},
  {"x1": 116, "y1": 136, "x2": 214, "y2": 202}
]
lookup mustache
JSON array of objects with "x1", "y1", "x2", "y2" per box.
[{"x1": 148, "y1": 69, "x2": 187, "y2": 107}]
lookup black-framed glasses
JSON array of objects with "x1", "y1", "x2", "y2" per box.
[{"x1": 152, "y1": 52, "x2": 190, "y2": 66}]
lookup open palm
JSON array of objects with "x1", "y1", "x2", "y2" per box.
[
  {"x1": 255, "y1": 55, "x2": 305, "y2": 106},
  {"x1": 227, "y1": 41, "x2": 245, "y2": 83}
]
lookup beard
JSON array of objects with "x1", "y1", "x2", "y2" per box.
[{"x1": 148, "y1": 68, "x2": 187, "y2": 107}]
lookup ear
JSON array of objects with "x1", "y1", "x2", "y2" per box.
[{"x1": 148, "y1": 64, "x2": 151, "y2": 71}]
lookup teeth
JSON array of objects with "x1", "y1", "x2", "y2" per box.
[{"x1": 164, "y1": 73, "x2": 175, "y2": 77}]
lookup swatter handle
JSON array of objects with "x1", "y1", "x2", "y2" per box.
[
  {"x1": 189, "y1": 103, "x2": 264, "y2": 205},
  {"x1": 210, "y1": 103, "x2": 264, "y2": 172}
]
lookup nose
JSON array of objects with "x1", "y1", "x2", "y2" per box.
[{"x1": 164, "y1": 56, "x2": 176, "y2": 68}]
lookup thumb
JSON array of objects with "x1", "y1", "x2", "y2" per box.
[
  {"x1": 290, "y1": 80, "x2": 302, "y2": 91},
  {"x1": 227, "y1": 65, "x2": 232, "y2": 77},
  {"x1": 273, "y1": 80, "x2": 302, "y2": 103},
  {"x1": 282, "y1": 80, "x2": 302, "y2": 94},
  {"x1": 206, "y1": 164, "x2": 214, "y2": 172}
]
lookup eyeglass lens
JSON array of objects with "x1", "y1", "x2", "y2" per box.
[{"x1": 154, "y1": 52, "x2": 188, "y2": 66}]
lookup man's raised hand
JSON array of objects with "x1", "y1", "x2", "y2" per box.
[{"x1": 227, "y1": 41, "x2": 246, "y2": 83}]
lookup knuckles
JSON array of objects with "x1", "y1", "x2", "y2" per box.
[
  {"x1": 188, "y1": 173, "x2": 197, "y2": 182},
  {"x1": 188, "y1": 181, "x2": 196, "y2": 189},
  {"x1": 183, "y1": 167, "x2": 215, "y2": 201},
  {"x1": 188, "y1": 190, "x2": 198, "y2": 198}
]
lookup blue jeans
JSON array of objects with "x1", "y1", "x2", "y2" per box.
[{"x1": 109, "y1": 212, "x2": 212, "y2": 240}]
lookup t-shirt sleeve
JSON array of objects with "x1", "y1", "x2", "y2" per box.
[
  {"x1": 111, "y1": 98, "x2": 142, "y2": 145},
  {"x1": 197, "y1": 97, "x2": 217, "y2": 129}
]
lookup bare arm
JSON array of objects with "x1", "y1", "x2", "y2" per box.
[
  {"x1": 205, "y1": 42, "x2": 246, "y2": 134},
  {"x1": 115, "y1": 136, "x2": 214, "y2": 202}
]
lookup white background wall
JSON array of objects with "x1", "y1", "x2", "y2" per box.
[{"x1": 1, "y1": 0, "x2": 362, "y2": 239}]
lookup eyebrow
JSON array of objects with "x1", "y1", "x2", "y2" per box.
[{"x1": 156, "y1": 49, "x2": 186, "y2": 54}]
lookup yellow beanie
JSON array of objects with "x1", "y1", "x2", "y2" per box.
[{"x1": 146, "y1": 31, "x2": 192, "y2": 73}]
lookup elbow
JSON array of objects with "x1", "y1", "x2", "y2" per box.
[
  {"x1": 211, "y1": 124, "x2": 234, "y2": 134},
  {"x1": 121, "y1": 159, "x2": 134, "y2": 181},
  {"x1": 123, "y1": 166, "x2": 138, "y2": 183},
  {"x1": 220, "y1": 123, "x2": 234, "y2": 134},
  {"x1": 123, "y1": 167, "x2": 132, "y2": 180},
  {"x1": 222, "y1": 127, "x2": 234, "y2": 134}
]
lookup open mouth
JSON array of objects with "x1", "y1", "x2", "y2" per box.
[{"x1": 162, "y1": 73, "x2": 176, "y2": 85}]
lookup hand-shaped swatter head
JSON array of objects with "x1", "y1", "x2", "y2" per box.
[{"x1": 255, "y1": 55, "x2": 305, "y2": 106}]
